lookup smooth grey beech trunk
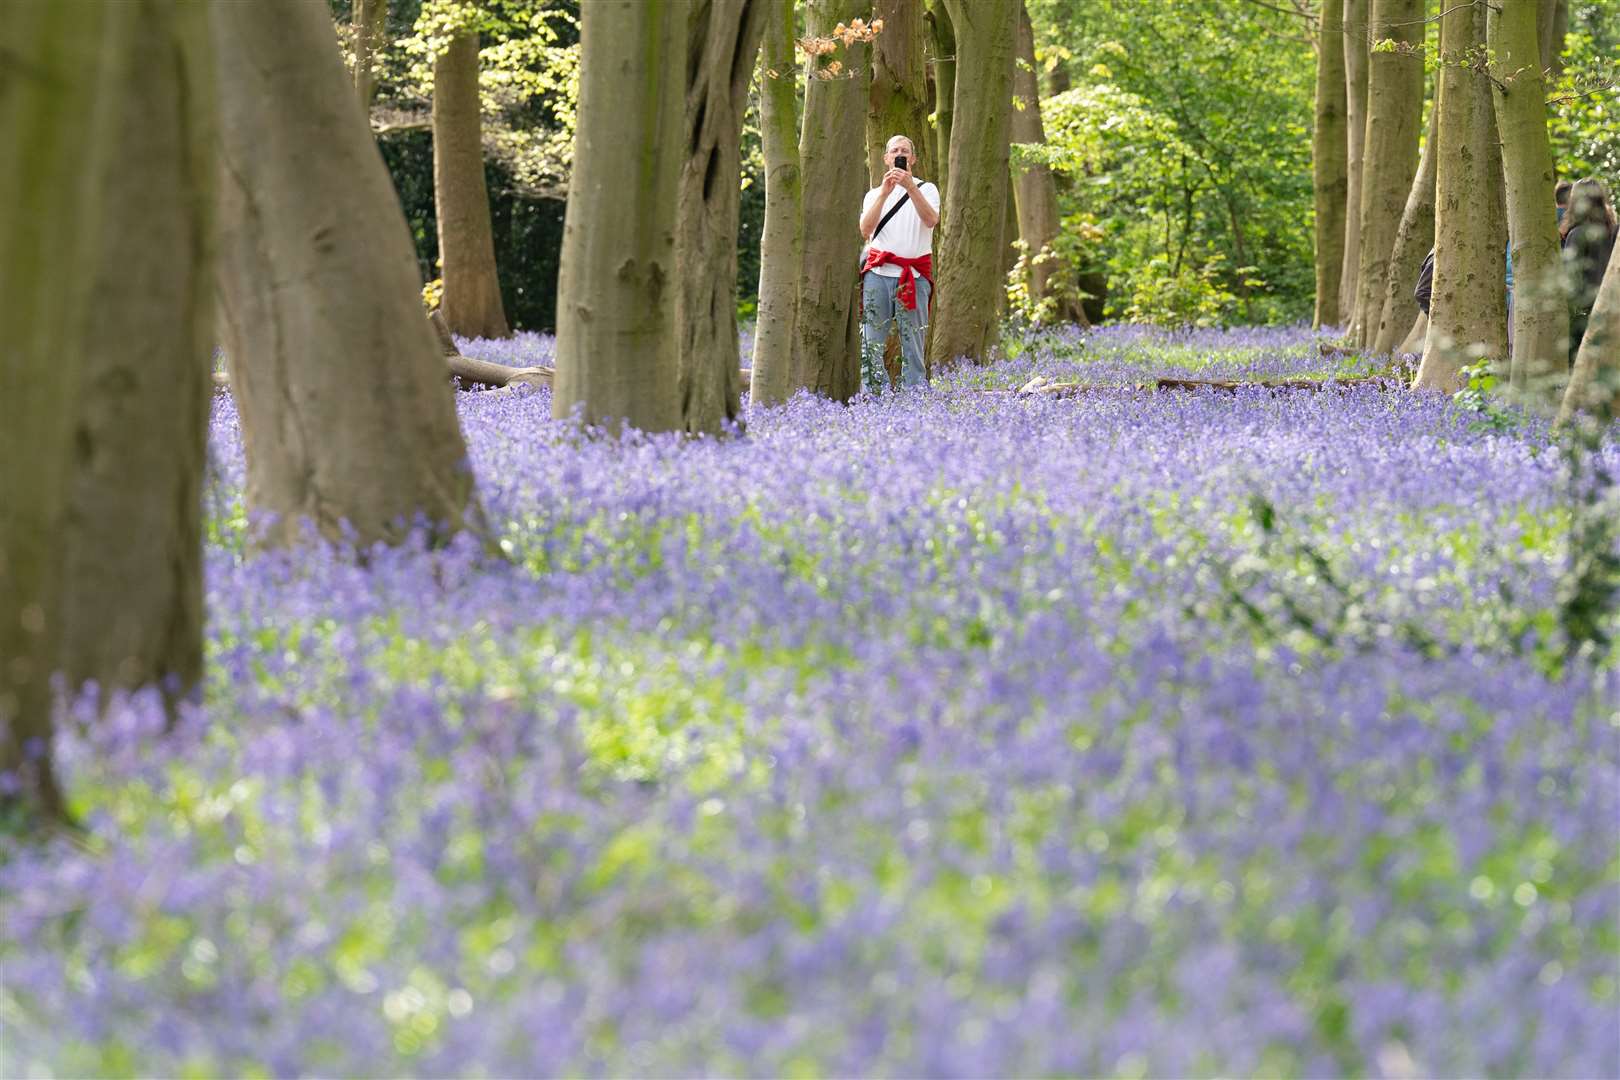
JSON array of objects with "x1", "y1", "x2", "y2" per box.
[
  {"x1": 63, "y1": 0, "x2": 214, "y2": 720},
  {"x1": 353, "y1": 0, "x2": 390, "y2": 108},
  {"x1": 1557, "y1": 247, "x2": 1620, "y2": 427},
  {"x1": 434, "y1": 31, "x2": 510, "y2": 339},
  {"x1": 868, "y1": 0, "x2": 933, "y2": 185},
  {"x1": 932, "y1": 0, "x2": 1018, "y2": 366},
  {"x1": 1490, "y1": 0, "x2": 1567, "y2": 401},
  {"x1": 211, "y1": 0, "x2": 482, "y2": 547},
  {"x1": 1339, "y1": 0, "x2": 1369, "y2": 321},
  {"x1": 796, "y1": 0, "x2": 872, "y2": 402},
  {"x1": 1414, "y1": 0, "x2": 1508, "y2": 392},
  {"x1": 553, "y1": 0, "x2": 684, "y2": 431},
  {"x1": 1540, "y1": 0, "x2": 1567, "y2": 76},
  {"x1": 926, "y1": 0, "x2": 955, "y2": 201},
  {"x1": 750, "y1": 0, "x2": 805, "y2": 409},
  {"x1": 1011, "y1": 0, "x2": 1084, "y2": 326},
  {"x1": 1371, "y1": 99, "x2": 1437, "y2": 356},
  {"x1": 677, "y1": 0, "x2": 767, "y2": 435},
  {"x1": 0, "y1": 0, "x2": 121, "y2": 824},
  {"x1": 1350, "y1": 0, "x2": 1423, "y2": 346},
  {"x1": 1313, "y1": 0, "x2": 1348, "y2": 328}
]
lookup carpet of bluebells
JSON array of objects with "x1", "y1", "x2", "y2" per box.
[{"x1": 3, "y1": 325, "x2": 1618, "y2": 1078}]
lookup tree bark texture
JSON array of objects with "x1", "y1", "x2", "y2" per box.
[
  {"x1": 677, "y1": 0, "x2": 767, "y2": 435},
  {"x1": 1339, "y1": 0, "x2": 1369, "y2": 320},
  {"x1": 933, "y1": 0, "x2": 1018, "y2": 366},
  {"x1": 554, "y1": 0, "x2": 684, "y2": 431},
  {"x1": 867, "y1": 0, "x2": 933, "y2": 185},
  {"x1": 63, "y1": 0, "x2": 213, "y2": 717},
  {"x1": 212, "y1": 0, "x2": 482, "y2": 547},
  {"x1": 1540, "y1": 0, "x2": 1567, "y2": 76},
  {"x1": 750, "y1": 0, "x2": 806, "y2": 408},
  {"x1": 1313, "y1": 0, "x2": 1348, "y2": 328},
  {"x1": 1556, "y1": 247, "x2": 1620, "y2": 426},
  {"x1": 796, "y1": 0, "x2": 872, "y2": 402},
  {"x1": 1414, "y1": 0, "x2": 1508, "y2": 392},
  {"x1": 1398, "y1": 310, "x2": 1428, "y2": 355},
  {"x1": 1350, "y1": 0, "x2": 1424, "y2": 347},
  {"x1": 925, "y1": 0, "x2": 955, "y2": 201},
  {"x1": 1491, "y1": 0, "x2": 1567, "y2": 401},
  {"x1": 1011, "y1": 0, "x2": 1084, "y2": 326},
  {"x1": 0, "y1": 0, "x2": 121, "y2": 824},
  {"x1": 353, "y1": 0, "x2": 390, "y2": 108},
  {"x1": 434, "y1": 31, "x2": 510, "y2": 339},
  {"x1": 1371, "y1": 98, "x2": 1437, "y2": 355}
]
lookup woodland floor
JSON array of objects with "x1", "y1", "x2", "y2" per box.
[{"x1": 3, "y1": 324, "x2": 1617, "y2": 1077}]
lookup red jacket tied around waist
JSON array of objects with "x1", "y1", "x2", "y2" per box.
[{"x1": 861, "y1": 249, "x2": 933, "y2": 311}]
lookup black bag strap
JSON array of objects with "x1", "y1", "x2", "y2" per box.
[{"x1": 870, "y1": 191, "x2": 911, "y2": 244}]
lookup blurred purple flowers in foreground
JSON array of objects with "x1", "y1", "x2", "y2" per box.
[{"x1": 2, "y1": 325, "x2": 1617, "y2": 1077}]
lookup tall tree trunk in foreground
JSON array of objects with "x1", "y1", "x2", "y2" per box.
[
  {"x1": 212, "y1": 0, "x2": 482, "y2": 545},
  {"x1": 1491, "y1": 0, "x2": 1567, "y2": 401},
  {"x1": 63, "y1": 0, "x2": 213, "y2": 717},
  {"x1": 1011, "y1": 0, "x2": 1085, "y2": 326},
  {"x1": 1371, "y1": 98, "x2": 1437, "y2": 355},
  {"x1": 677, "y1": 0, "x2": 767, "y2": 434},
  {"x1": 554, "y1": 0, "x2": 684, "y2": 430},
  {"x1": 1339, "y1": 0, "x2": 1369, "y2": 321},
  {"x1": 434, "y1": 31, "x2": 510, "y2": 339},
  {"x1": 925, "y1": 0, "x2": 955, "y2": 200},
  {"x1": 1540, "y1": 0, "x2": 1567, "y2": 76},
  {"x1": 1351, "y1": 0, "x2": 1424, "y2": 346},
  {"x1": 0, "y1": 0, "x2": 119, "y2": 825},
  {"x1": 750, "y1": 0, "x2": 805, "y2": 409},
  {"x1": 1557, "y1": 251, "x2": 1620, "y2": 426},
  {"x1": 1313, "y1": 0, "x2": 1348, "y2": 328},
  {"x1": 353, "y1": 0, "x2": 390, "y2": 109},
  {"x1": 932, "y1": 0, "x2": 1018, "y2": 365},
  {"x1": 1414, "y1": 0, "x2": 1507, "y2": 392},
  {"x1": 796, "y1": 0, "x2": 872, "y2": 401},
  {"x1": 868, "y1": 0, "x2": 932, "y2": 185}
]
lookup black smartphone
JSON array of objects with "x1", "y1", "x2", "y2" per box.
[{"x1": 896, "y1": 155, "x2": 907, "y2": 172}]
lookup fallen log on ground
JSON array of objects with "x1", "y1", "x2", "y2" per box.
[{"x1": 429, "y1": 309, "x2": 551, "y2": 390}]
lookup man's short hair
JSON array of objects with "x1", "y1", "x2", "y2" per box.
[
  {"x1": 1556, "y1": 179, "x2": 1573, "y2": 207},
  {"x1": 886, "y1": 135, "x2": 913, "y2": 154}
]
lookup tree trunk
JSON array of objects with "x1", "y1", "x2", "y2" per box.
[
  {"x1": 925, "y1": 0, "x2": 955, "y2": 201},
  {"x1": 1556, "y1": 249, "x2": 1620, "y2": 426},
  {"x1": 1313, "y1": 0, "x2": 1348, "y2": 328},
  {"x1": 1339, "y1": 0, "x2": 1369, "y2": 321},
  {"x1": 868, "y1": 0, "x2": 933, "y2": 185},
  {"x1": 750, "y1": 0, "x2": 805, "y2": 409},
  {"x1": 0, "y1": 0, "x2": 123, "y2": 824},
  {"x1": 434, "y1": 31, "x2": 510, "y2": 339},
  {"x1": 796, "y1": 0, "x2": 872, "y2": 402},
  {"x1": 1398, "y1": 310, "x2": 1428, "y2": 355},
  {"x1": 353, "y1": 0, "x2": 389, "y2": 109},
  {"x1": 1413, "y1": 0, "x2": 1508, "y2": 392},
  {"x1": 212, "y1": 0, "x2": 482, "y2": 546},
  {"x1": 1540, "y1": 0, "x2": 1567, "y2": 77},
  {"x1": 554, "y1": 0, "x2": 684, "y2": 431},
  {"x1": 677, "y1": 0, "x2": 767, "y2": 435},
  {"x1": 1350, "y1": 0, "x2": 1424, "y2": 346},
  {"x1": 1491, "y1": 0, "x2": 1567, "y2": 402},
  {"x1": 63, "y1": 0, "x2": 213, "y2": 720},
  {"x1": 933, "y1": 0, "x2": 1018, "y2": 366},
  {"x1": 1011, "y1": 0, "x2": 1085, "y2": 326},
  {"x1": 1371, "y1": 98, "x2": 1437, "y2": 355}
]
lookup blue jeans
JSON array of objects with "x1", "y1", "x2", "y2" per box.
[{"x1": 860, "y1": 272, "x2": 930, "y2": 393}]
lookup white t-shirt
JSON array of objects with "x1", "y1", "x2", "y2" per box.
[{"x1": 861, "y1": 180, "x2": 940, "y2": 278}]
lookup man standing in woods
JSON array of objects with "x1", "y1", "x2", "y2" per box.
[{"x1": 858, "y1": 135, "x2": 940, "y2": 393}]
